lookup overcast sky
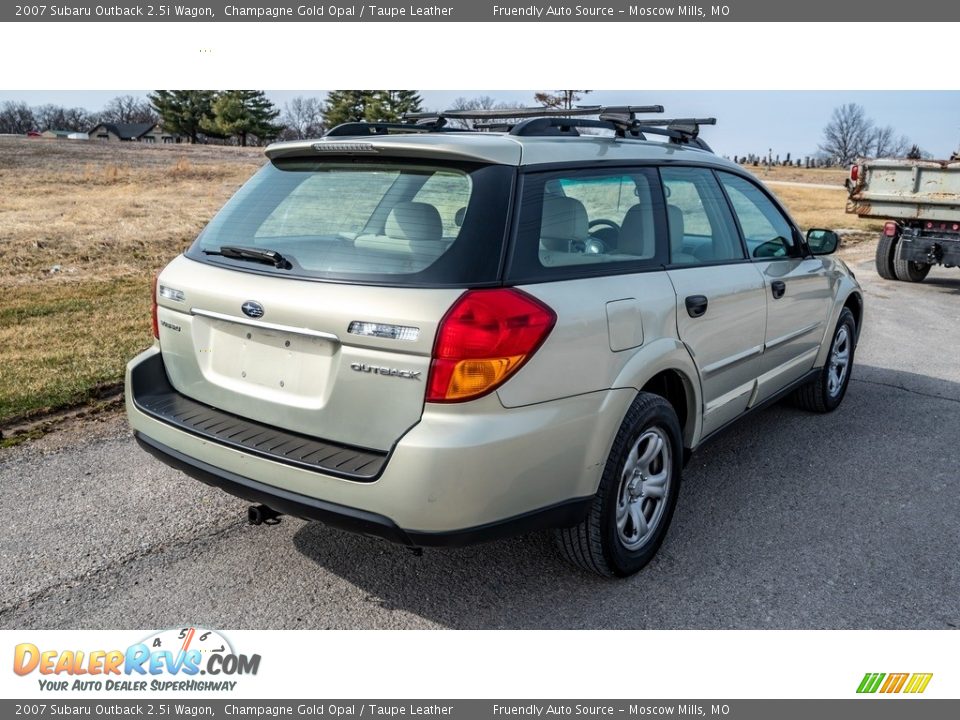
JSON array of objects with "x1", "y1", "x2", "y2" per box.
[{"x1": 4, "y1": 89, "x2": 959, "y2": 158}]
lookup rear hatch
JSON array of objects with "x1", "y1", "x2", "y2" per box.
[{"x1": 155, "y1": 152, "x2": 515, "y2": 452}]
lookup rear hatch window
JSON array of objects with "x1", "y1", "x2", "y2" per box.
[{"x1": 186, "y1": 158, "x2": 514, "y2": 287}]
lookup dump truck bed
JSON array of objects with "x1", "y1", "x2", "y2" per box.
[{"x1": 847, "y1": 158, "x2": 960, "y2": 223}]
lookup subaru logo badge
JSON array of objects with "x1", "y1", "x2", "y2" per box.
[{"x1": 241, "y1": 301, "x2": 264, "y2": 319}]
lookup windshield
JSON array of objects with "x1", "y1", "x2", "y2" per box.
[{"x1": 187, "y1": 158, "x2": 514, "y2": 286}]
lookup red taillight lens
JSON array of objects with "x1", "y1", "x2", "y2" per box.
[
  {"x1": 850, "y1": 164, "x2": 859, "y2": 182},
  {"x1": 426, "y1": 288, "x2": 556, "y2": 403},
  {"x1": 150, "y1": 274, "x2": 159, "y2": 339},
  {"x1": 883, "y1": 221, "x2": 898, "y2": 237}
]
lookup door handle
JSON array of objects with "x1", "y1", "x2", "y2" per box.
[
  {"x1": 771, "y1": 280, "x2": 786, "y2": 299},
  {"x1": 685, "y1": 295, "x2": 708, "y2": 318}
]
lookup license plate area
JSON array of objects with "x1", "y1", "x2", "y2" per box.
[{"x1": 195, "y1": 316, "x2": 337, "y2": 405}]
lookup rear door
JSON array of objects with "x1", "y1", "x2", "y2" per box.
[
  {"x1": 660, "y1": 167, "x2": 767, "y2": 438},
  {"x1": 716, "y1": 172, "x2": 836, "y2": 403},
  {"x1": 155, "y1": 157, "x2": 514, "y2": 452}
]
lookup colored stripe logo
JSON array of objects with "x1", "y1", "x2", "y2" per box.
[{"x1": 857, "y1": 672, "x2": 933, "y2": 694}]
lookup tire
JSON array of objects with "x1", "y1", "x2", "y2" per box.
[
  {"x1": 893, "y1": 255, "x2": 931, "y2": 283},
  {"x1": 875, "y1": 233, "x2": 897, "y2": 280},
  {"x1": 793, "y1": 307, "x2": 856, "y2": 413},
  {"x1": 555, "y1": 393, "x2": 682, "y2": 577}
]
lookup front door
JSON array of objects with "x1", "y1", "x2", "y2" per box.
[
  {"x1": 661, "y1": 167, "x2": 767, "y2": 438},
  {"x1": 716, "y1": 172, "x2": 836, "y2": 404}
]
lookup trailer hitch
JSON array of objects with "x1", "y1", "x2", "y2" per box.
[
  {"x1": 248, "y1": 504, "x2": 282, "y2": 526},
  {"x1": 926, "y1": 243, "x2": 943, "y2": 263}
]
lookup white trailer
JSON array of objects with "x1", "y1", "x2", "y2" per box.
[{"x1": 846, "y1": 158, "x2": 960, "y2": 282}]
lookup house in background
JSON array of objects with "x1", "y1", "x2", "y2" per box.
[{"x1": 87, "y1": 122, "x2": 184, "y2": 143}]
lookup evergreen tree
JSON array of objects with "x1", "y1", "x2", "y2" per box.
[
  {"x1": 201, "y1": 90, "x2": 282, "y2": 147},
  {"x1": 364, "y1": 90, "x2": 423, "y2": 122},
  {"x1": 323, "y1": 90, "x2": 423, "y2": 127},
  {"x1": 149, "y1": 90, "x2": 217, "y2": 143},
  {"x1": 323, "y1": 91, "x2": 375, "y2": 127}
]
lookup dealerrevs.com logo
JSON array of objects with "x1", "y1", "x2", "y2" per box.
[
  {"x1": 13, "y1": 627, "x2": 261, "y2": 693},
  {"x1": 857, "y1": 672, "x2": 933, "y2": 694}
]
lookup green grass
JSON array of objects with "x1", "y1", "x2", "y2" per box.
[{"x1": 0, "y1": 278, "x2": 153, "y2": 423}]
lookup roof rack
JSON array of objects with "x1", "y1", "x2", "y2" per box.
[
  {"x1": 402, "y1": 104, "x2": 665, "y2": 123},
  {"x1": 324, "y1": 105, "x2": 716, "y2": 152},
  {"x1": 324, "y1": 120, "x2": 468, "y2": 137}
]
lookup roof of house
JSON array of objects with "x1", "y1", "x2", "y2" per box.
[{"x1": 90, "y1": 122, "x2": 157, "y2": 140}]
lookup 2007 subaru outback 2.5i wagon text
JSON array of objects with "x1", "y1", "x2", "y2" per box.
[{"x1": 126, "y1": 105, "x2": 863, "y2": 576}]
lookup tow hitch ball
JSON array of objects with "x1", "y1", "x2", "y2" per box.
[
  {"x1": 926, "y1": 243, "x2": 943, "y2": 263},
  {"x1": 248, "y1": 504, "x2": 282, "y2": 526}
]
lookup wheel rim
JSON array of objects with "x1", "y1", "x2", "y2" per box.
[
  {"x1": 616, "y1": 427, "x2": 672, "y2": 550},
  {"x1": 827, "y1": 325, "x2": 851, "y2": 398}
]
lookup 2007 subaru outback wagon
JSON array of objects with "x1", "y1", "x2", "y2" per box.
[{"x1": 127, "y1": 105, "x2": 863, "y2": 576}]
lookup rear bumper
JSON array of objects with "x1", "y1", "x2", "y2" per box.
[
  {"x1": 126, "y1": 346, "x2": 632, "y2": 542},
  {"x1": 135, "y1": 430, "x2": 590, "y2": 547},
  {"x1": 898, "y1": 234, "x2": 960, "y2": 266}
]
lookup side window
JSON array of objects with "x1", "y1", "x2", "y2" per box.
[
  {"x1": 509, "y1": 167, "x2": 668, "y2": 281},
  {"x1": 659, "y1": 167, "x2": 745, "y2": 266},
  {"x1": 717, "y1": 172, "x2": 796, "y2": 259}
]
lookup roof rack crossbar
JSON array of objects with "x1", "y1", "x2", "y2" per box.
[
  {"x1": 402, "y1": 104, "x2": 664, "y2": 123},
  {"x1": 506, "y1": 117, "x2": 629, "y2": 137},
  {"x1": 324, "y1": 120, "x2": 468, "y2": 137}
]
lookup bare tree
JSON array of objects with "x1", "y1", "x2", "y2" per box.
[
  {"x1": 33, "y1": 104, "x2": 92, "y2": 132},
  {"x1": 871, "y1": 125, "x2": 910, "y2": 159},
  {"x1": 0, "y1": 101, "x2": 37, "y2": 134},
  {"x1": 819, "y1": 103, "x2": 874, "y2": 165},
  {"x1": 99, "y1": 95, "x2": 158, "y2": 125},
  {"x1": 445, "y1": 95, "x2": 525, "y2": 129},
  {"x1": 534, "y1": 90, "x2": 591, "y2": 111},
  {"x1": 280, "y1": 96, "x2": 325, "y2": 140}
]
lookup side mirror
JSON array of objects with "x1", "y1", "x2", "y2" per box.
[{"x1": 807, "y1": 229, "x2": 840, "y2": 255}]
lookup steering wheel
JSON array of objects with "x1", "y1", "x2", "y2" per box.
[
  {"x1": 588, "y1": 218, "x2": 621, "y2": 234},
  {"x1": 586, "y1": 218, "x2": 621, "y2": 254}
]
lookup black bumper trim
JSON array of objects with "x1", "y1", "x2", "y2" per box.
[
  {"x1": 899, "y1": 235, "x2": 960, "y2": 266},
  {"x1": 129, "y1": 352, "x2": 388, "y2": 481},
  {"x1": 135, "y1": 431, "x2": 593, "y2": 548}
]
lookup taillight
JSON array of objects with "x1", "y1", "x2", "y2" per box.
[
  {"x1": 150, "y1": 274, "x2": 159, "y2": 339},
  {"x1": 883, "y1": 221, "x2": 898, "y2": 237},
  {"x1": 850, "y1": 164, "x2": 859, "y2": 182},
  {"x1": 426, "y1": 288, "x2": 556, "y2": 403}
]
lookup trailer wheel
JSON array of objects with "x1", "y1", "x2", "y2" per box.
[
  {"x1": 893, "y1": 256, "x2": 931, "y2": 283},
  {"x1": 874, "y1": 233, "x2": 897, "y2": 280}
]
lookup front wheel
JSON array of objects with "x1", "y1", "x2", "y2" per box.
[
  {"x1": 555, "y1": 393, "x2": 682, "y2": 577},
  {"x1": 793, "y1": 307, "x2": 856, "y2": 413}
]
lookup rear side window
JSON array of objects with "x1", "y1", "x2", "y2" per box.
[
  {"x1": 508, "y1": 167, "x2": 667, "y2": 282},
  {"x1": 660, "y1": 167, "x2": 746, "y2": 266},
  {"x1": 186, "y1": 159, "x2": 513, "y2": 287}
]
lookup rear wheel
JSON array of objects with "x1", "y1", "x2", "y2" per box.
[
  {"x1": 555, "y1": 393, "x2": 682, "y2": 577},
  {"x1": 793, "y1": 307, "x2": 856, "y2": 413},
  {"x1": 874, "y1": 233, "x2": 897, "y2": 280},
  {"x1": 893, "y1": 256, "x2": 931, "y2": 283}
]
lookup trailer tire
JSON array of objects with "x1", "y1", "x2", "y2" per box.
[
  {"x1": 875, "y1": 233, "x2": 897, "y2": 280},
  {"x1": 893, "y1": 256, "x2": 931, "y2": 283}
]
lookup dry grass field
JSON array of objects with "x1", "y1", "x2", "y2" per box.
[
  {"x1": 0, "y1": 137, "x2": 264, "y2": 424},
  {"x1": 0, "y1": 137, "x2": 876, "y2": 426}
]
